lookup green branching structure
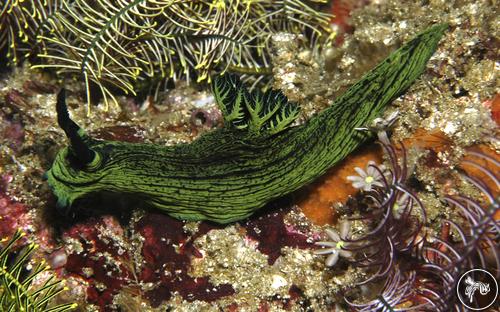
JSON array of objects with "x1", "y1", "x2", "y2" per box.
[
  {"x1": 17, "y1": 0, "x2": 333, "y2": 112},
  {"x1": 0, "y1": 230, "x2": 77, "y2": 312},
  {"x1": 45, "y1": 24, "x2": 447, "y2": 224},
  {"x1": 212, "y1": 74, "x2": 300, "y2": 134}
]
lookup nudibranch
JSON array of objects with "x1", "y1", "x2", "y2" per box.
[{"x1": 45, "y1": 24, "x2": 447, "y2": 224}]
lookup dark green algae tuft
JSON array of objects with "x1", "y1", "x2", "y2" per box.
[{"x1": 45, "y1": 24, "x2": 448, "y2": 224}]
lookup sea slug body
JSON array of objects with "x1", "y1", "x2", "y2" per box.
[{"x1": 45, "y1": 24, "x2": 447, "y2": 224}]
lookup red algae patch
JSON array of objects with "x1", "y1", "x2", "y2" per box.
[
  {"x1": 297, "y1": 144, "x2": 383, "y2": 225},
  {"x1": 62, "y1": 217, "x2": 132, "y2": 310},
  {"x1": 135, "y1": 213, "x2": 234, "y2": 307},
  {"x1": 59, "y1": 213, "x2": 235, "y2": 310},
  {"x1": 244, "y1": 208, "x2": 314, "y2": 265}
]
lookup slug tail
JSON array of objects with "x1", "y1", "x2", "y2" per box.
[
  {"x1": 318, "y1": 23, "x2": 448, "y2": 136},
  {"x1": 56, "y1": 88, "x2": 96, "y2": 165}
]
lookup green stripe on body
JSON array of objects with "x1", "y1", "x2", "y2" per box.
[{"x1": 46, "y1": 24, "x2": 447, "y2": 223}]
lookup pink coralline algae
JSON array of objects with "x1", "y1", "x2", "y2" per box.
[
  {"x1": 0, "y1": 195, "x2": 30, "y2": 237},
  {"x1": 0, "y1": 112, "x2": 25, "y2": 152},
  {"x1": 2, "y1": 121, "x2": 24, "y2": 150},
  {"x1": 0, "y1": 175, "x2": 31, "y2": 239}
]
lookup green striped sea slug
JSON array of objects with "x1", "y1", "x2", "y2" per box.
[{"x1": 45, "y1": 24, "x2": 447, "y2": 224}]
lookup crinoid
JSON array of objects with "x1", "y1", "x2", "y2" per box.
[
  {"x1": 31, "y1": 0, "x2": 333, "y2": 111},
  {"x1": 311, "y1": 112, "x2": 499, "y2": 310},
  {"x1": 0, "y1": 0, "x2": 38, "y2": 63},
  {"x1": 342, "y1": 140, "x2": 427, "y2": 285},
  {"x1": 0, "y1": 230, "x2": 77, "y2": 312},
  {"x1": 411, "y1": 151, "x2": 499, "y2": 311},
  {"x1": 345, "y1": 265, "x2": 417, "y2": 311},
  {"x1": 339, "y1": 144, "x2": 499, "y2": 311},
  {"x1": 0, "y1": 0, "x2": 60, "y2": 64}
]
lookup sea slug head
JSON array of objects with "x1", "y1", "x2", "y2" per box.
[{"x1": 44, "y1": 89, "x2": 108, "y2": 214}]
